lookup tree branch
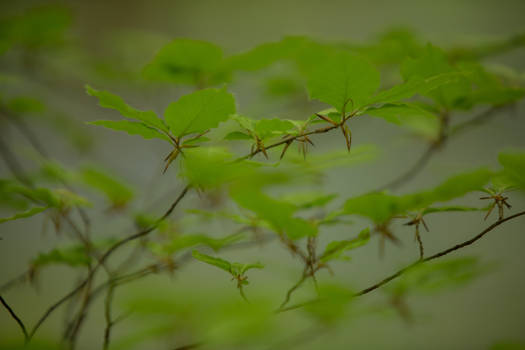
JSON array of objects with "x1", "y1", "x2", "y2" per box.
[
  {"x1": 0, "y1": 295, "x2": 29, "y2": 342},
  {"x1": 28, "y1": 185, "x2": 191, "y2": 340},
  {"x1": 278, "y1": 210, "x2": 525, "y2": 312}
]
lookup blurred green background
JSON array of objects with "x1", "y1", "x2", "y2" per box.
[{"x1": 1, "y1": 0, "x2": 525, "y2": 349}]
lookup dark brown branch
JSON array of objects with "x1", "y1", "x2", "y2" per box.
[
  {"x1": 278, "y1": 210, "x2": 525, "y2": 312},
  {"x1": 378, "y1": 106, "x2": 503, "y2": 191},
  {"x1": 102, "y1": 283, "x2": 116, "y2": 350},
  {"x1": 356, "y1": 210, "x2": 525, "y2": 296},
  {"x1": 236, "y1": 113, "x2": 357, "y2": 161},
  {"x1": 28, "y1": 185, "x2": 191, "y2": 340},
  {"x1": 0, "y1": 295, "x2": 29, "y2": 342}
]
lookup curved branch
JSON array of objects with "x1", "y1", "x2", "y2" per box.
[
  {"x1": 378, "y1": 106, "x2": 504, "y2": 192},
  {"x1": 1, "y1": 295, "x2": 29, "y2": 342},
  {"x1": 28, "y1": 185, "x2": 191, "y2": 340},
  {"x1": 278, "y1": 210, "x2": 525, "y2": 312}
]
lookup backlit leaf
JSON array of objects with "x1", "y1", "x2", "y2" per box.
[
  {"x1": 89, "y1": 120, "x2": 170, "y2": 141},
  {"x1": 164, "y1": 88, "x2": 235, "y2": 137},
  {"x1": 306, "y1": 50, "x2": 380, "y2": 112}
]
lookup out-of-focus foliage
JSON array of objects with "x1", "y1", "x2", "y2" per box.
[{"x1": 1, "y1": 4, "x2": 525, "y2": 350}]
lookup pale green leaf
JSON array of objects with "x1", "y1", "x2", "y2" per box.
[
  {"x1": 89, "y1": 120, "x2": 170, "y2": 141},
  {"x1": 164, "y1": 88, "x2": 235, "y2": 137},
  {"x1": 86, "y1": 85, "x2": 167, "y2": 132},
  {"x1": 0, "y1": 206, "x2": 48, "y2": 224},
  {"x1": 143, "y1": 38, "x2": 226, "y2": 85},
  {"x1": 192, "y1": 250, "x2": 232, "y2": 273},
  {"x1": 79, "y1": 166, "x2": 134, "y2": 207},
  {"x1": 306, "y1": 50, "x2": 380, "y2": 112},
  {"x1": 320, "y1": 227, "x2": 370, "y2": 263},
  {"x1": 498, "y1": 150, "x2": 525, "y2": 191},
  {"x1": 365, "y1": 103, "x2": 440, "y2": 140}
]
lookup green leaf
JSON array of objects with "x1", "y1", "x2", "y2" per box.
[
  {"x1": 224, "y1": 131, "x2": 252, "y2": 140},
  {"x1": 343, "y1": 168, "x2": 492, "y2": 222},
  {"x1": 180, "y1": 147, "x2": 257, "y2": 188},
  {"x1": 79, "y1": 166, "x2": 134, "y2": 207},
  {"x1": 306, "y1": 50, "x2": 380, "y2": 112},
  {"x1": 365, "y1": 72, "x2": 461, "y2": 106},
  {"x1": 498, "y1": 150, "x2": 525, "y2": 191},
  {"x1": 422, "y1": 205, "x2": 483, "y2": 215},
  {"x1": 365, "y1": 103, "x2": 440, "y2": 140},
  {"x1": 0, "y1": 206, "x2": 48, "y2": 224},
  {"x1": 86, "y1": 85, "x2": 167, "y2": 132},
  {"x1": 230, "y1": 262, "x2": 265, "y2": 276},
  {"x1": 230, "y1": 185, "x2": 317, "y2": 240},
  {"x1": 320, "y1": 227, "x2": 370, "y2": 263},
  {"x1": 224, "y1": 36, "x2": 307, "y2": 71},
  {"x1": 32, "y1": 245, "x2": 91, "y2": 269},
  {"x1": 89, "y1": 120, "x2": 170, "y2": 141},
  {"x1": 164, "y1": 88, "x2": 236, "y2": 137},
  {"x1": 192, "y1": 250, "x2": 232, "y2": 273},
  {"x1": 422, "y1": 168, "x2": 492, "y2": 203},
  {"x1": 7, "y1": 5, "x2": 71, "y2": 49},
  {"x1": 400, "y1": 44, "x2": 471, "y2": 108},
  {"x1": 5, "y1": 96, "x2": 45, "y2": 114},
  {"x1": 280, "y1": 191, "x2": 337, "y2": 209},
  {"x1": 148, "y1": 233, "x2": 245, "y2": 256},
  {"x1": 143, "y1": 38, "x2": 226, "y2": 85},
  {"x1": 344, "y1": 192, "x2": 400, "y2": 223},
  {"x1": 254, "y1": 118, "x2": 295, "y2": 139}
]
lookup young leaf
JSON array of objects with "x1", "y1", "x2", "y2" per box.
[
  {"x1": 0, "y1": 206, "x2": 48, "y2": 224},
  {"x1": 223, "y1": 131, "x2": 252, "y2": 140},
  {"x1": 192, "y1": 250, "x2": 232, "y2": 273},
  {"x1": 230, "y1": 185, "x2": 317, "y2": 239},
  {"x1": 239, "y1": 263, "x2": 264, "y2": 275},
  {"x1": 5, "y1": 96, "x2": 45, "y2": 115},
  {"x1": 365, "y1": 103, "x2": 440, "y2": 140},
  {"x1": 148, "y1": 233, "x2": 244, "y2": 256},
  {"x1": 143, "y1": 38, "x2": 226, "y2": 85},
  {"x1": 422, "y1": 205, "x2": 483, "y2": 215},
  {"x1": 32, "y1": 245, "x2": 91, "y2": 269},
  {"x1": 79, "y1": 166, "x2": 134, "y2": 207},
  {"x1": 320, "y1": 227, "x2": 371, "y2": 263},
  {"x1": 180, "y1": 147, "x2": 257, "y2": 188},
  {"x1": 306, "y1": 50, "x2": 380, "y2": 112},
  {"x1": 164, "y1": 88, "x2": 236, "y2": 137},
  {"x1": 343, "y1": 168, "x2": 492, "y2": 222},
  {"x1": 280, "y1": 191, "x2": 337, "y2": 209},
  {"x1": 344, "y1": 192, "x2": 400, "y2": 223},
  {"x1": 86, "y1": 85, "x2": 168, "y2": 132},
  {"x1": 89, "y1": 120, "x2": 170, "y2": 141},
  {"x1": 254, "y1": 118, "x2": 295, "y2": 139},
  {"x1": 364, "y1": 72, "x2": 460, "y2": 106},
  {"x1": 498, "y1": 150, "x2": 525, "y2": 191},
  {"x1": 400, "y1": 44, "x2": 471, "y2": 108}
]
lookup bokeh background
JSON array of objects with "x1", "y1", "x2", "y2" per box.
[{"x1": 1, "y1": 0, "x2": 525, "y2": 349}]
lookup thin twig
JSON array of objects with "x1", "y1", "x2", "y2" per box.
[
  {"x1": 28, "y1": 185, "x2": 191, "y2": 340},
  {"x1": 103, "y1": 283, "x2": 116, "y2": 350},
  {"x1": 0, "y1": 295, "x2": 29, "y2": 342},
  {"x1": 278, "y1": 210, "x2": 525, "y2": 312}
]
